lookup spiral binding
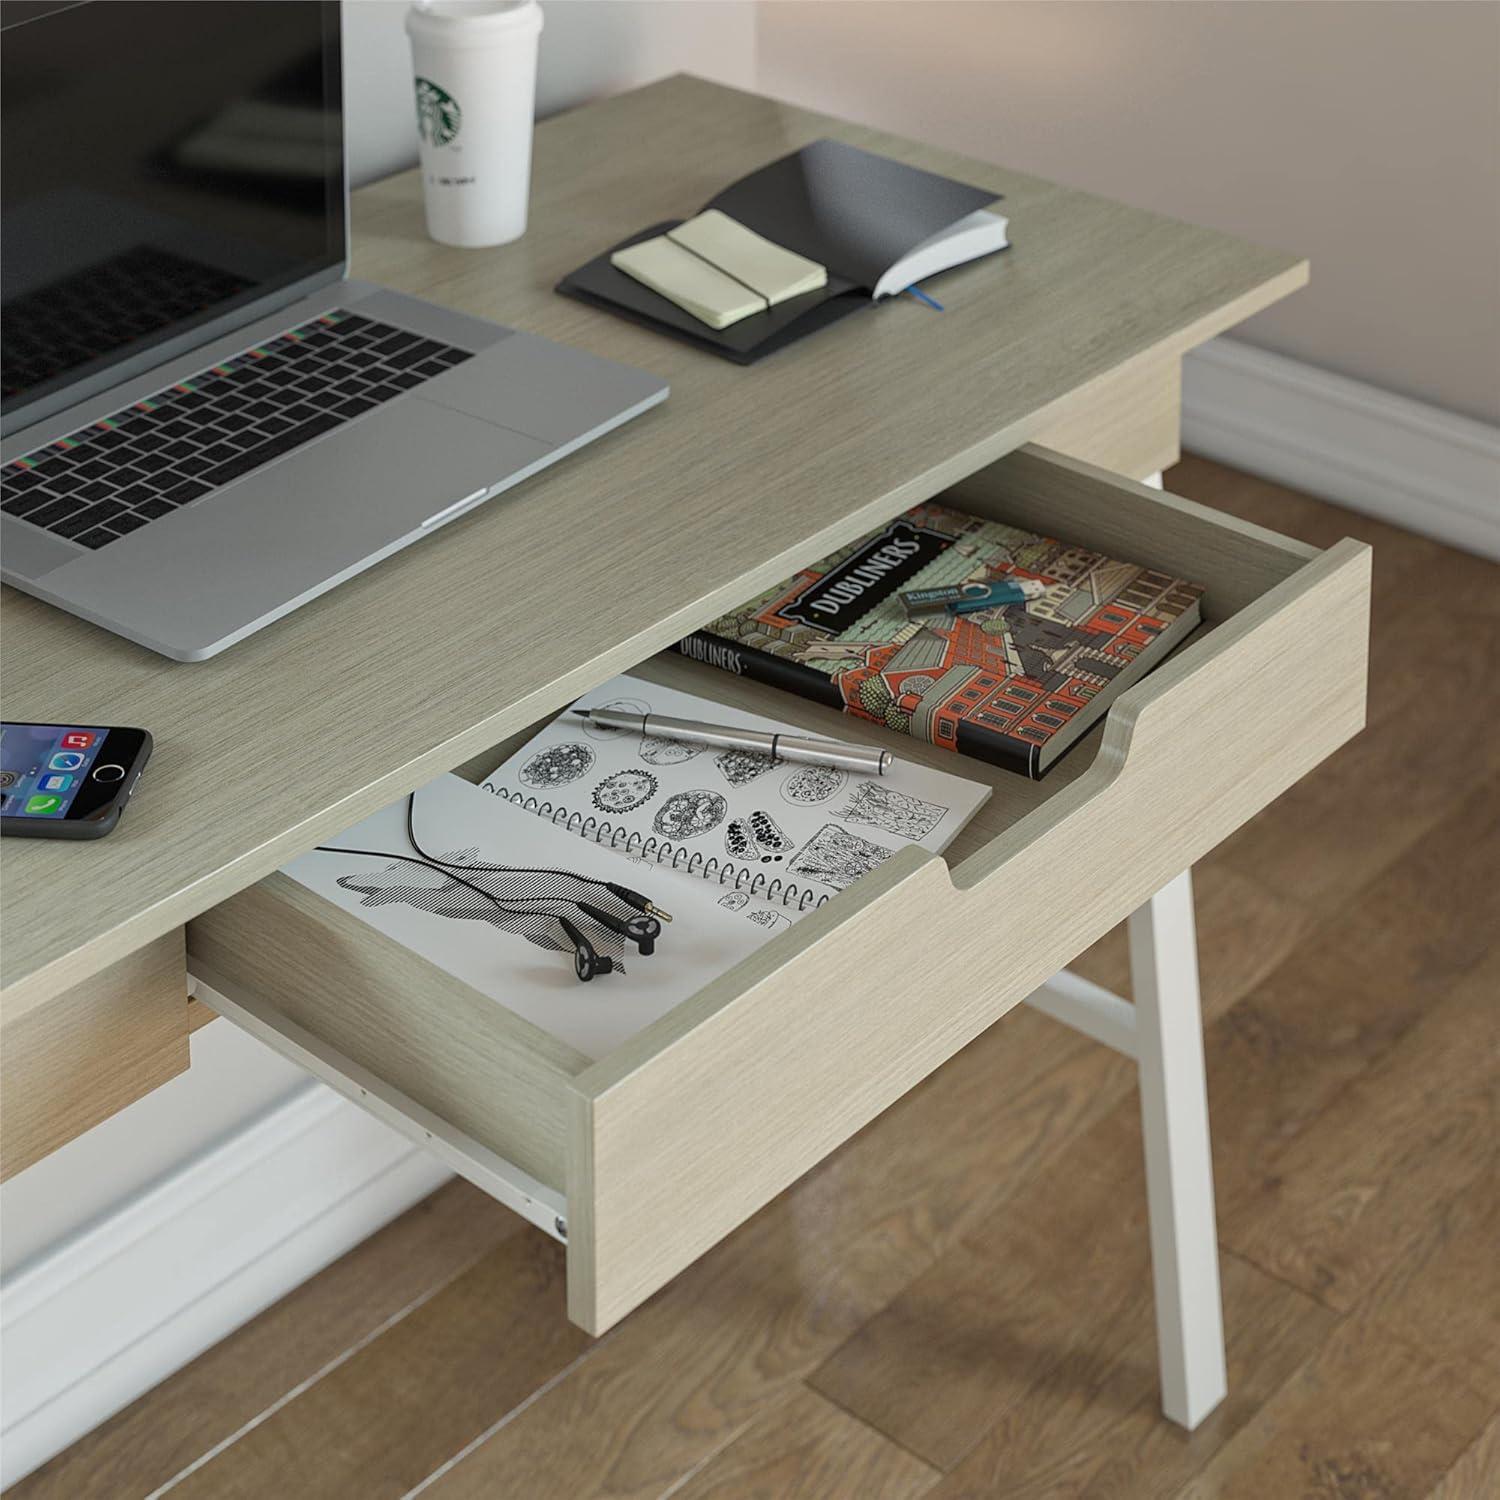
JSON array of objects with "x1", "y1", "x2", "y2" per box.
[{"x1": 488, "y1": 785, "x2": 831, "y2": 913}]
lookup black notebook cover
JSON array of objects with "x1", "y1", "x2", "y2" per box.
[{"x1": 557, "y1": 139, "x2": 999, "y2": 365}]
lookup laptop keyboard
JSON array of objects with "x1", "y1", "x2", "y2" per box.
[
  {"x1": 1, "y1": 245, "x2": 254, "y2": 403},
  {"x1": 1, "y1": 310, "x2": 473, "y2": 550}
]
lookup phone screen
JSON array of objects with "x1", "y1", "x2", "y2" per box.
[{"x1": 0, "y1": 723, "x2": 112, "y2": 819}]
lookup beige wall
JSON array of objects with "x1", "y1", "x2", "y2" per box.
[
  {"x1": 757, "y1": 0, "x2": 1500, "y2": 425},
  {"x1": 344, "y1": 0, "x2": 757, "y2": 186}
]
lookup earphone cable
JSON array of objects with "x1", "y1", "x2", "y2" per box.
[{"x1": 310, "y1": 842, "x2": 575, "y2": 923}]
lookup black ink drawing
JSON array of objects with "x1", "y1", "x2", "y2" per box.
[
  {"x1": 591, "y1": 768, "x2": 659, "y2": 814},
  {"x1": 519, "y1": 742, "x2": 594, "y2": 789},
  {"x1": 780, "y1": 763, "x2": 847, "y2": 806},
  {"x1": 725, "y1": 809, "x2": 795, "y2": 863},
  {"x1": 718, "y1": 890, "x2": 750, "y2": 911},
  {"x1": 639, "y1": 734, "x2": 701, "y2": 766},
  {"x1": 714, "y1": 747, "x2": 775, "y2": 787},
  {"x1": 579, "y1": 696, "x2": 651, "y2": 742},
  {"x1": 787, "y1": 822, "x2": 894, "y2": 891},
  {"x1": 746, "y1": 909, "x2": 791, "y2": 931},
  {"x1": 334, "y1": 848, "x2": 623, "y2": 965},
  {"x1": 834, "y1": 782, "x2": 948, "y2": 841},
  {"x1": 653, "y1": 789, "x2": 727, "y2": 839}
]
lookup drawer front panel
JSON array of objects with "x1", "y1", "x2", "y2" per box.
[
  {"x1": 188, "y1": 876, "x2": 587, "y2": 1190},
  {"x1": 567, "y1": 535, "x2": 1370, "y2": 1331},
  {"x1": 1, "y1": 929, "x2": 188, "y2": 1180}
]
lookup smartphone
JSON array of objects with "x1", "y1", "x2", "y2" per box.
[{"x1": 0, "y1": 723, "x2": 152, "y2": 840}]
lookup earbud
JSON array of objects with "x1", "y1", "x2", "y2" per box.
[
  {"x1": 557, "y1": 915, "x2": 614, "y2": 982},
  {"x1": 623, "y1": 913, "x2": 661, "y2": 954},
  {"x1": 578, "y1": 901, "x2": 660, "y2": 955}
]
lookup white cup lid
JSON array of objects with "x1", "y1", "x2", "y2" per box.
[{"x1": 407, "y1": 1, "x2": 543, "y2": 42}]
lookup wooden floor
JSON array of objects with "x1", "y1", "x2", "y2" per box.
[{"x1": 16, "y1": 457, "x2": 1498, "y2": 1500}]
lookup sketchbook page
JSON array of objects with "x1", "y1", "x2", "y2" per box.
[
  {"x1": 479, "y1": 672, "x2": 991, "y2": 910},
  {"x1": 704, "y1": 139, "x2": 997, "y2": 293},
  {"x1": 280, "y1": 775, "x2": 770, "y2": 1062},
  {"x1": 872, "y1": 210, "x2": 1010, "y2": 301}
]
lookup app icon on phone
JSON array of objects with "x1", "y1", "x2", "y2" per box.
[
  {"x1": 48, "y1": 751, "x2": 86, "y2": 771},
  {"x1": 62, "y1": 732, "x2": 96, "y2": 749},
  {"x1": 25, "y1": 793, "x2": 64, "y2": 814},
  {"x1": 39, "y1": 773, "x2": 74, "y2": 792}
]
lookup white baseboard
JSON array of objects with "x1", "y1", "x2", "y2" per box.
[
  {"x1": 1182, "y1": 339, "x2": 1500, "y2": 561},
  {"x1": 0, "y1": 1083, "x2": 451, "y2": 1489}
]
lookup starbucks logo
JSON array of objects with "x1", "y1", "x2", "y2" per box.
[{"x1": 415, "y1": 77, "x2": 461, "y2": 147}]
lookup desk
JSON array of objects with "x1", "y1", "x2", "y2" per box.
[{"x1": 0, "y1": 76, "x2": 1368, "y2": 1429}]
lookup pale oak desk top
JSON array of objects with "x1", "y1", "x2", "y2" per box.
[{"x1": 0, "y1": 75, "x2": 1305, "y2": 1017}]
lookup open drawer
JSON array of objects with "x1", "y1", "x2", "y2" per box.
[{"x1": 186, "y1": 445, "x2": 1370, "y2": 1336}]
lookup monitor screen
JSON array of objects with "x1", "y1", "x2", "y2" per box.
[{"x1": 1, "y1": 1, "x2": 343, "y2": 422}]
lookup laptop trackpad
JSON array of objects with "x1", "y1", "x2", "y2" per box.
[{"x1": 49, "y1": 400, "x2": 553, "y2": 651}]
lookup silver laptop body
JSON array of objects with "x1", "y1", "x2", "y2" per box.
[{"x1": 0, "y1": 3, "x2": 666, "y2": 661}]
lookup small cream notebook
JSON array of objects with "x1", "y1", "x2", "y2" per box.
[{"x1": 610, "y1": 210, "x2": 827, "y2": 330}]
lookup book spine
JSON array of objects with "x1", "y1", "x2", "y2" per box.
[
  {"x1": 675, "y1": 631, "x2": 846, "y2": 710},
  {"x1": 482, "y1": 784, "x2": 832, "y2": 913},
  {"x1": 955, "y1": 720, "x2": 1042, "y2": 781}
]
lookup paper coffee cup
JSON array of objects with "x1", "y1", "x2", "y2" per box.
[{"x1": 406, "y1": 0, "x2": 544, "y2": 248}]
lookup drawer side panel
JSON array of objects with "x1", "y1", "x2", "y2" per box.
[{"x1": 188, "y1": 877, "x2": 583, "y2": 1190}]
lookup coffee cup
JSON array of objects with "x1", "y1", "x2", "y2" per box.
[{"x1": 405, "y1": 0, "x2": 544, "y2": 248}]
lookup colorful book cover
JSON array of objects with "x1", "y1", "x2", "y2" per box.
[{"x1": 677, "y1": 500, "x2": 1204, "y2": 778}]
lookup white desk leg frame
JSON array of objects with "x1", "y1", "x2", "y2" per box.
[
  {"x1": 1025, "y1": 866, "x2": 1227, "y2": 1429},
  {"x1": 1129, "y1": 869, "x2": 1227, "y2": 1428}
]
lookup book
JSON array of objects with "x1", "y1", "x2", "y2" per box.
[
  {"x1": 479, "y1": 672, "x2": 991, "y2": 913},
  {"x1": 610, "y1": 211, "x2": 828, "y2": 330},
  {"x1": 282, "y1": 773, "x2": 774, "y2": 1060},
  {"x1": 871, "y1": 209, "x2": 1009, "y2": 301},
  {"x1": 676, "y1": 501, "x2": 1205, "y2": 779},
  {"x1": 559, "y1": 138, "x2": 1008, "y2": 364}
]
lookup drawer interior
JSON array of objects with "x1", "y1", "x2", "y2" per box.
[
  {"x1": 190, "y1": 445, "x2": 1369, "y2": 1335},
  {"x1": 455, "y1": 445, "x2": 1322, "y2": 873}
]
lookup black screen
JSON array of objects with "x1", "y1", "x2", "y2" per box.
[{"x1": 1, "y1": 1, "x2": 343, "y2": 420}]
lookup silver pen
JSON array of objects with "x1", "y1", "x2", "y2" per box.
[{"x1": 569, "y1": 708, "x2": 892, "y2": 775}]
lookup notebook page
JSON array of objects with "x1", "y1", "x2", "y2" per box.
[
  {"x1": 281, "y1": 775, "x2": 770, "y2": 1060},
  {"x1": 480, "y1": 673, "x2": 991, "y2": 914}
]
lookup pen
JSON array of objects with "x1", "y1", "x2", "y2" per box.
[{"x1": 569, "y1": 708, "x2": 892, "y2": 776}]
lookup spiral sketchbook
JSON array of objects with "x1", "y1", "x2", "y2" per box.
[
  {"x1": 281, "y1": 774, "x2": 772, "y2": 1060},
  {"x1": 479, "y1": 673, "x2": 991, "y2": 916}
]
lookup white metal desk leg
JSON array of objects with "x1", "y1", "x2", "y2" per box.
[{"x1": 1128, "y1": 868, "x2": 1227, "y2": 1429}]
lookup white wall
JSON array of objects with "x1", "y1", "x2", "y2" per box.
[
  {"x1": 343, "y1": 0, "x2": 758, "y2": 186},
  {"x1": 756, "y1": 0, "x2": 1500, "y2": 426}
]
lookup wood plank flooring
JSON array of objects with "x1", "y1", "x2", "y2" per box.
[{"x1": 14, "y1": 457, "x2": 1498, "y2": 1500}]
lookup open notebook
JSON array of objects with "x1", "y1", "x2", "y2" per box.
[
  {"x1": 611, "y1": 206, "x2": 1007, "y2": 331},
  {"x1": 479, "y1": 673, "x2": 991, "y2": 914},
  {"x1": 560, "y1": 139, "x2": 1009, "y2": 363}
]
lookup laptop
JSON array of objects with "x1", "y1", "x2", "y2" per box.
[{"x1": 0, "y1": 1, "x2": 667, "y2": 661}]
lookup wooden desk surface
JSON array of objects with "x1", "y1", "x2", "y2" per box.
[{"x1": 0, "y1": 75, "x2": 1304, "y2": 1015}]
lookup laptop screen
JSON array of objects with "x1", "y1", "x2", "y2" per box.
[{"x1": 1, "y1": 1, "x2": 344, "y2": 423}]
